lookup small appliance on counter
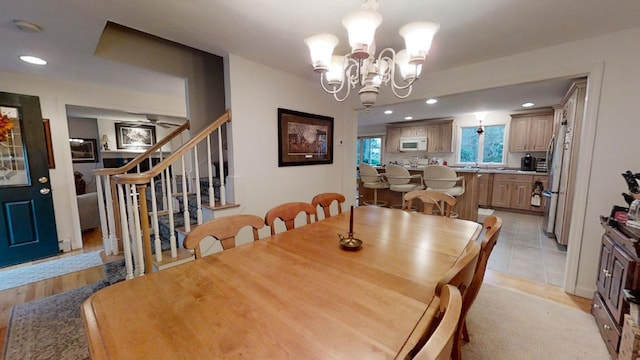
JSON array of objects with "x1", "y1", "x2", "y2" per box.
[
  {"x1": 536, "y1": 158, "x2": 547, "y2": 172},
  {"x1": 520, "y1": 153, "x2": 537, "y2": 171}
]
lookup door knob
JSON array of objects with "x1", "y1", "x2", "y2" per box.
[
  {"x1": 40, "y1": 188, "x2": 50, "y2": 195},
  {"x1": 38, "y1": 176, "x2": 49, "y2": 183}
]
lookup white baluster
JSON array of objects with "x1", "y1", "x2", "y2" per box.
[
  {"x1": 95, "y1": 175, "x2": 111, "y2": 255},
  {"x1": 181, "y1": 155, "x2": 191, "y2": 232},
  {"x1": 218, "y1": 126, "x2": 226, "y2": 205},
  {"x1": 207, "y1": 134, "x2": 214, "y2": 207},
  {"x1": 159, "y1": 151, "x2": 168, "y2": 210},
  {"x1": 193, "y1": 145, "x2": 202, "y2": 224},
  {"x1": 166, "y1": 167, "x2": 177, "y2": 258},
  {"x1": 130, "y1": 185, "x2": 145, "y2": 276},
  {"x1": 117, "y1": 184, "x2": 134, "y2": 280},
  {"x1": 103, "y1": 175, "x2": 118, "y2": 255},
  {"x1": 150, "y1": 173, "x2": 162, "y2": 262}
]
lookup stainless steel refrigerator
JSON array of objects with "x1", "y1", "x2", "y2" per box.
[{"x1": 542, "y1": 123, "x2": 566, "y2": 240}]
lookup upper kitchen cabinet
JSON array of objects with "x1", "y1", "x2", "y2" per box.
[
  {"x1": 385, "y1": 119, "x2": 452, "y2": 153},
  {"x1": 426, "y1": 121, "x2": 453, "y2": 153},
  {"x1": 509, "y1": 108, "x2": 554, "y2": 152},
  {"x1": 385, "y1": 127, "x2": 402, "y2": 153},
  {"x1": 400, "y1": 125, "x2": 427, "y2": 137}
]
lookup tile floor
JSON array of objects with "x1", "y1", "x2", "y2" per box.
[{"x1": 487, "y1": 210, "x2": 567, "y2": 287}]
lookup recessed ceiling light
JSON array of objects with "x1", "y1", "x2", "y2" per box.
[
  {"x1": 384, "y1": 110, "x2": 393, "y2": 115},
  {"x1": 404, "y1": 116, "x2": 413, "y2": 120},
  {"x1": 522, "y1": 102, "x2": 535, "y2": 108},
  {"x1": 13, "y1": 20, "x2": 43, "y2": 33},
  {"x1": 426, "y1": 98, "x2": 438, "y2": 105},
  {"x1": 19, "y1": 55, "x2": 47, "y2": 65}
]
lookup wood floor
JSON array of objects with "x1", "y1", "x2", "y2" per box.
[{"x1": 0, "y1": 228, "x2": 593, "y2": 352}]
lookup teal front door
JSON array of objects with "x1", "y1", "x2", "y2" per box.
[{"x1": 0, "y1": 92, "x2": 59, "y2": 268}]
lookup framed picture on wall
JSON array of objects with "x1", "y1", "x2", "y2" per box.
[
  {"x1": 70, "y1": 138, "x2": 98, "y2": 163},
  {"x1": 277, "y1": 108, "x2": 334, "y2": 167},
  {"x1": 115, "y1": 123, "x2": 156, "y2": 149}
]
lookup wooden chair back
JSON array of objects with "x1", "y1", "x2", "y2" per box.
[
  {"x1": 450, "y1": 216, "x2": 503, "y2": 360},
  {"x1": 403, "y1": 190, "x2": 457, "y2": 217},
  {"x1": 183, "y1": 214, "x2": 264, "y2": 258},
  {"x1": 311, "y1": 192, "x2": 346, "y2": 221},
  {"x1": 413, "y1": 284, "x2": 463, "y2": 360},
  {"x1": 264, "y1": 202, "x2": 317, "y2": 235},
  {"x1": 436, "y1": 242, "x2": 481, "y2": 297}
]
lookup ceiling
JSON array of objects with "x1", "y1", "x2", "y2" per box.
[{"x1": 3, "y1": 0, "x2": 640, "y2": 124}]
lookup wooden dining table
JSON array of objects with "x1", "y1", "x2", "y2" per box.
[{"x1": 82, "y1": 206, "x2": 482, "y2": 359}]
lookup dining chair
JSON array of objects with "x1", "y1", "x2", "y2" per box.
[
  {"x1": 311, "y1": 192, "x2": 346, "y2": 221},
  {"x1": 412, "y1": 284, "x2": 463, "y2": 360},
  {"x1": 451, "y1": 215, "x2": 503, "y2": 360},
  {"x1": 264, "y1": 202, "x2": 317, "y2": 235},
  {"x1": 359, "y1": 163, "x2": 389, "y2": 206},
  {"x1": 384, "y1": 163, "x2": 424, "y2": 208},
  {"x1": 402, "y1": 189, "x2": 457, "y2": 217},
  {"x1": 183, "y1": 214, "x2": 265, "y2": 258}
]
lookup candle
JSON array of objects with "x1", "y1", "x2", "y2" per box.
[{"x1": 349, "y1": 205, "x2": 354, "y2": 235}]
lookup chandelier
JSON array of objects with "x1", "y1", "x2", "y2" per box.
[{"x1": 304, "y1": 0, "x2": 439, "y2": 109}]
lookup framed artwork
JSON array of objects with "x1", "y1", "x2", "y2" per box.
[
  {"x1": 115, "y1": 123, "x2": 156, "y2": 149},
  {"x1": 70, "y1": 138, "x2": 98, "y2": 163},
  {"x1": 278, "y1": 108, "x2": 333, "y2": 167}
]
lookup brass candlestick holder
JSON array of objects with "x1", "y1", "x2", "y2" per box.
[
  {"x1": 339, "y1": 205, "x2": 362, "y2": 250},
  {"x1": 338, "y1": 232, "x2": 362, "y2": 250}
]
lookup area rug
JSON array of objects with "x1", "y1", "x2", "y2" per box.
[
  {"x1": 462, "y1": 283, "x2": 610, "y2": 359},
  {"x1": 0, "y1": 251, "x2": 103, "y2": 292},
  {"x1": 2, "y1": 281, "x2": 108, "y2": 360}
]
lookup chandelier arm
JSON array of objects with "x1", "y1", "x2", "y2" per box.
[
  {"x1": 319, "y1": 73, "x2": 352, "y2": 102},
  {"x1": 378, "y1": 54, "x2": 416, "y2": 91}
]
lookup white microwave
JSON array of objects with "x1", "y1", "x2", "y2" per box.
[{"x1": 399, "y1": 137, "x2": 427, "y2": 151}]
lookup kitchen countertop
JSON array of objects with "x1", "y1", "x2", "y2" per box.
[{"x1": 372, "y1": 165, "x2": 547, "y2": 175}]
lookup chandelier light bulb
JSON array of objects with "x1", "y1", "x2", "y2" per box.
[
  {"x1": 342, "y1": 8, "x2": 383, "y2": 59},
  {"x1": 399, "y1": 21, "x2": 440, "y2": 64},
  {"x1": 325, "y1": 55, "x2": 346, "y2": 85},
  {"x1": 304, "y1": 33, "x2": 339, "y2": 73}
]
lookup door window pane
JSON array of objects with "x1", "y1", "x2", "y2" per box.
[{"x1": 0, "y1": 106, "x2": 29, "y2": 186}]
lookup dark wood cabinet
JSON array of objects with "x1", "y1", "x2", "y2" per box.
[{"x1": 592, "y1": 217, "x2": 640, "y2": 357}]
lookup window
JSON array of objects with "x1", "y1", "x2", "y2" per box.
[
  {"x1": 457, "y1": 124, "x2": 506, "y2": 164},
  {"x1": 356, "y1": 136, "x2": 383, "y2": 166}
]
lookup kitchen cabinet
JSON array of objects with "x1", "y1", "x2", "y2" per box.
[
  {"x1": 385, "y1": 120, "x2": 452, "y2": 154},
  {"x1": 592, "y1": 217, "x2": 640, "y2": 356},
  {"x1": 509, "y1": 109, "x2": 554, "y2": 152},
  {"x1": 400, "y1": 125, "x2": 427, "y2": 138},
  {"x1": 491, "y1": 174, "x2": 533, "y2": 210},
  {"x1": 385, "y1": 127, "x2": 402, "y2": 153},
  {"x1": 425, "y1": 122, "x2": 453, "y2": 153},
  {"x1": 478, "y1": 173, "x2": 493, "y2": 207}
]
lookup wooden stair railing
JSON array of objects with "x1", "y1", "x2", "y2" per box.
[
  {"x1": 94, "y1": 121, "x2": 190, "y2": 259},
  {"x1": 111, "y1": 110, "x2": 231, "y2": 278}
]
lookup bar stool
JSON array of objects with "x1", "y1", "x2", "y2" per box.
[
  {"x1": 359, "y1": 163, "x2": 389, "y2": 206},
  {"x1": 423, "y1": 165, "x2": 465, "y2": 217},
  {"x1": 384, "y1": 164, "x2": 424, "y2": 209}
]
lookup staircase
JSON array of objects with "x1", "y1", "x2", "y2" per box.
[{"x1": 94, "y1": 110, "x2": 232, "y2": 279}]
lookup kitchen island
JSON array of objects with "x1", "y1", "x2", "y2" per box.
[{"x1": 358, "y1": 166, "x2": 480, "y2": 222}]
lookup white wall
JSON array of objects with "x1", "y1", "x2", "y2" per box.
[
  {"x1": 0, "y1": 71, "x2": 186, "y2": 250},
  {"x1": 369, "y1": 26, "x2": 640, "y2": 296},
  {"x1": 225, "y1": 54, "x2": 358, "y2": 239}
]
